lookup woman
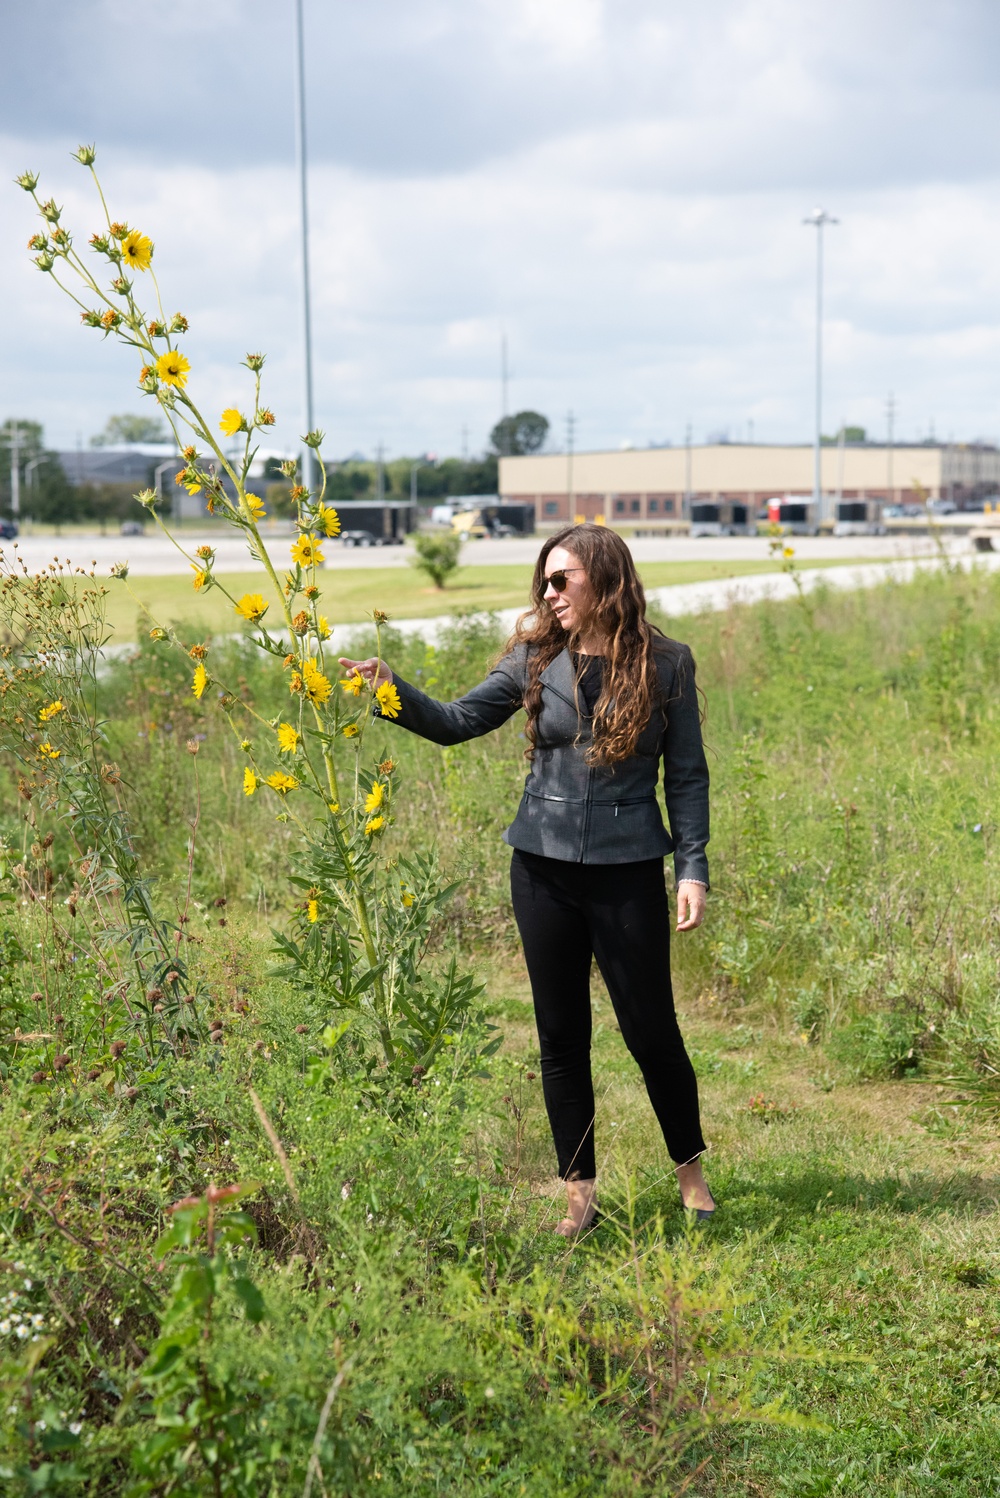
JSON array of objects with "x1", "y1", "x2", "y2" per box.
[{"x1": 339, "y1": 523, "x2": 714, "y2": 1235}]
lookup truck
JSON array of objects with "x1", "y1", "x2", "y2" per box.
[
  {"x1": 689, "y1": 500, "x2": 756, "y2": 537},
  {"x1": 765, "y1": 496, "x2": 820, "y2": 536},
  {"x1": 833, "y1": 499, "x2": 885, "y2": 537}
]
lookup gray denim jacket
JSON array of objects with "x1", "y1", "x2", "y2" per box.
[{"x1": 382, "y1": 637, "x2": 709, "y2": 884}]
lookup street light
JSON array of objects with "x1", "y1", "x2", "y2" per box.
[
  {"x1": 292, "y1": 0, "x2": 317, "y2": 494},
  {"x1": 803, "y1": 206, "x2": 838, "y2": 523},
  {"x1": 154, "y1": 459, "x2": 176, "y2": 521}
]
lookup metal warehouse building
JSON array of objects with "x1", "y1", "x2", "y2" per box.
[{"x1": 498, "y1": 443, "x2": 1000, "y2": 528}]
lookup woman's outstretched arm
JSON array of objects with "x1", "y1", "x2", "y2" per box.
[{"x1": 338, "y1": 653, "x2": 524, "y2": 746}]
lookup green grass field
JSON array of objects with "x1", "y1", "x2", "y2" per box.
[
  {"x1": 2, "y1": 562, "x2": 999, "y2": 1492},
  {"x1": 108, "y1": 554, "x2": 872, "y2": 639}
]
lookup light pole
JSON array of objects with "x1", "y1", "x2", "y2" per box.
[
  {"x1": 154, "y1": 459, "x2": 176, "y2": 521},
  {"x1": 803, "y1": 207, "x2": 838, "y2": 523},
  {"x1": 9, "y1": 423, "x2": 21, "y2": 520},
  {"x1": 293, "y1": 0, "x2": 317, "y2": 492},
  {"x1": 410, "y1": 459, "x2": 425, "y2": 504}
]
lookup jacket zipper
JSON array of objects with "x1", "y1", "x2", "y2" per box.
[{"x1": 580, "y1": 764, "x2": 593, "y2": 861}]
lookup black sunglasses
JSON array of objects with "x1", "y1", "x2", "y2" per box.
[{"x1": 545, "y1": 567, "x2": 584, "y2": 593}]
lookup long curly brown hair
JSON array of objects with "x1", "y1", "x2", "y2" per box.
[{"x1": 505, "y1": 524, "x2": 673, "y2": 766}]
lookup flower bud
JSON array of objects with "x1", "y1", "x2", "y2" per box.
[
  {"x1": 16, "y1": 170, "x2": 39, "y2": 191},
  {"x1": 108, "y1": 221, "x2": 129, "y2": 240},
  {"x1": 111, "y1": 275, "x2": 132, "y2": 296},
  {"x1": 169, "y1": 313, "x2": 189, "y2": 334},
  {"x1": 110, "y1": 562, "x2": 129, "y2": 580},
  {"x1": 134, "y1": 489, "x2": 157, "y2": 510},
  {"x1": 73, "y1": 144, "x2": 97, "y2": 166},
  {"x1": 80, "y1": 310, "x2": 103, "y2": 328},
  {"x1": 245, "y1": 352, "x2": 266, "y2": 372},
  {"x1": 280, "y1": 459, "x2": 298, "y2": 479},
  {"x1": 89, "y1": 232, "x2": 110, "y2": 254},
  {"x1": 34, "y1": 251, "x2": 55, "y2": 273},
  {"x1": 100, "y1": 308, "x2": 121, "y2": 330},
  {"x1": 292, "y1": 611, "x2": 309, "y2": 635},
  {"x1": 196, "y1": 544, "x2": 214, "y2": 560},
  {"x1": 39, "y1": 197, "x2": 62, "y2": 223},
  {"x1": 304, "y1": 428, "x2": 325, "y2": 449},
  {"x1": 139, "y1": 368, "x2": 158, "y2": 392},
  {"x1": 147, "y1": 319, "x2": 166, "y2": 338},
  {"x1": 27, "y1": 233, "x2": 46, "y2": 251},
  {"x1": 257, "y1": 407, "x2": 276, "y2": 426},
  {"x1": 149, "y1": 627, "x2": 168, "y2": 642}
]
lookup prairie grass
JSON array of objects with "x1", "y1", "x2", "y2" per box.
[{"x1": 1, "y1": 560, "x2": 999, "y2": 1493}]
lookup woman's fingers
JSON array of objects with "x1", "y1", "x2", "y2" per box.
[
  {"x1": 337, "y1": 656, "x2": 393, "y2": 687},
  {"x1": 676, "y1": 882, "x2": 706, "y2": 931}
]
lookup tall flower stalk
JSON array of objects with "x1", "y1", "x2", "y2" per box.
[{"x1": 16, "y1": 148, "x2": 486, "y2": 1077}]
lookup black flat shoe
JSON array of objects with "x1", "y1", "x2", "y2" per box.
[{"x1": 682, "y1": 1191, "x2": 716, "y2": 1221}]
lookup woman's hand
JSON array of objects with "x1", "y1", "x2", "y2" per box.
[
  {"x1": 337, "y1": 656, "x2": 394, "y2": 690},
  {"x1": 676, "y1": 881, "x2": 706, "y2": 932}
]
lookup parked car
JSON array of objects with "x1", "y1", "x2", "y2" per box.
[
  {"x1": 119, "y1": 519, "x2": 144, "y2": 536},
  {"x1": 340, "y1": 529, "x2": 404, "y2": 548},
  {"x1": 0, "y1": 519, "x2": 18, "y2": 540}
]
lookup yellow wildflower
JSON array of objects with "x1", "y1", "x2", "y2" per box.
[
  {"x1": 39, "y1": 741, "x2": 61, "y2": 759},
  {"x1": 243, "y1": 767, "x2": 257, "y2": 796},
  {"x1": 364, "y1": 815, "x2": 385, "y2": 836},
  {"x1": 317, "y1": 504, "x2": 341, "y2": 538},
  {"x1": 340, "y1": 671, "x2": 365, "y2": 697},
  {"x1": 301, "y1": 658, "x2": 332, "y2": 705},
  {"x1": 783, "y1": 546, "x2": 795, "y2": 559},
  {"x1": 235, "y1": 592, "x2": 268, "y2": 623},
  {"x1": 328, "y1": 801, "x2": 340, "y2": 813},
  {"x1": 307, "y1": 899, "x2": 319, "y2": 923},
  {"x1": 401, "y1": 884, "x2": 414, "y2": 908},
  {"x1": 266, "y1": 771, "x2": 298, "y2": 794},
  {"x1": 290, "y1": 534, "x2": 325, "y2": 568},
  {"x1": 121, "y1": 229, "x2": 153, "y2": 271},
  {"x1": 277, "y1": 723, "x2": 301, "y2": 753},
  {"x1": 316, "y1": 615, "x2": 331, "y2": 640},
  {"x1": 184, "y1": 479, "x2": 202, "y2": 496},
  {"x1": 375, "y1": 681, "x2": 402, "y2": 719},
  {"x1": 219, "y1": 408, "x2": 245, "y2": 436},
  {"x1": 364, "y1": 781, "x2": 384, "y2": 814},
  {"x1": 191, "y1": 565, "x2": 208, "y2": 591},
  {"x1": 191, "y1": 663, "x2": 208, "y2": 699},
  {"x1": 39, "y1": 700, "x2": 64, "y2": 722},
  {"x1": 155, "y1": 350, "x2": 190, "y2": 388},
  {"x1": 246, "y1": 493, "x2": 266, "y2": 521},
  {"x1": 342, "y1": 724, "x2": 359, "y2": 739}
]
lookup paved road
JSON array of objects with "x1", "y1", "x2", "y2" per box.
[
  {"x1": 0, "y1": 528, "x2": 971, "y2": 578},
  {"x1": 336, "y1": 550, "x2": 1000, "y2": 648}
]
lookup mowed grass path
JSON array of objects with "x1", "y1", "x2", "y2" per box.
[
  {"x1": 486, "y1": 961, "x2": 1000, "y2": 1495},
  {"x1": 106, "y1": 555, "x2": 871, "y2": 640}
]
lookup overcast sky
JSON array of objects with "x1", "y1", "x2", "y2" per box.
[{"x1": 4, "y1": 0, "x2": 1000, "y2": 460}]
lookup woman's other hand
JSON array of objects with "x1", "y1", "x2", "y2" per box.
[
  {"x1": 337, "y1": 656, "x2": 394, "y2": 689},
  {"x1": 676, "y1": 881, "x2": 706, "y2": 931}
]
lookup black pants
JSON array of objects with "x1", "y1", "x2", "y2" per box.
[{"x1": 510, "y1": 849, "x2": 706, "y2": 1181}]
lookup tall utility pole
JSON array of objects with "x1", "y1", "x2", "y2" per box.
[
  {"x1": 293, "y1": 0, "x2": 317, "y2": 491},
  {"x1": 9, "y1": 423, "x2": 21, "y2": 519},
  {"x1": 500, "y1": 331, "x2": 509, "y2": 442},
  {"x1": 684, "y1": 420, "x2": 692, "y2": 517},
  {"x1": 803, "y1": 207, "x2": 838, "y2": 523},
  {"x1": 886, "y1": 392, "x2": 895, "y2": 504},
  {"x1": 461, "y1": 423, "x2": 469, "y2": 461},
  {"x1": 375, "y1": 441, "x2": 385, "y2": 504},
  {"x1": 566, "y1": 410, "x2": 576, "y2": 520}
]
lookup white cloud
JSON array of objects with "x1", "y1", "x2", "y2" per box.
[{"x1": 4, "y1": 1, "x2": 1000, "y2": 459}]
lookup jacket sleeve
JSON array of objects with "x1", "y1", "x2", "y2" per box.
[
  {"x1": 378, "y1": 655, "x2": 524, "y2": 746},
  {"x1": 660, "y1": 646, "x2": 711, "y2": 888}
]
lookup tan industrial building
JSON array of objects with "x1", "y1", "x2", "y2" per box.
[{"x1": 498, "y1": 443, "x2": 1000, "y2": 527}]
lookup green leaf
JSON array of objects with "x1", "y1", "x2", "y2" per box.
[{"x1": 230, "y1": 1275, "x2": 266, "y2": 1323}]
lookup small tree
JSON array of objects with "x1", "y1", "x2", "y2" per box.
[
  {"x1": 490, "y1": 410, "x2": 549, "y2": 457},
  {"x1": 411, "y1": 530, "x2": 462, "y2": 590}
]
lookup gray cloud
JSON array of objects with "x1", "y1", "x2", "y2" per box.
[{"x1": 4, "y1": 1, "x2": 1000, "y2": 458}]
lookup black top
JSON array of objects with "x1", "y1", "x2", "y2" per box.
[{"x1": 572, "y1": 652, "x2": 604, "y2": 716}]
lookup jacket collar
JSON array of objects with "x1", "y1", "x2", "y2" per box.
[{"x1": 540, "y1": 647, "x2": 591, "y2": 717}]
